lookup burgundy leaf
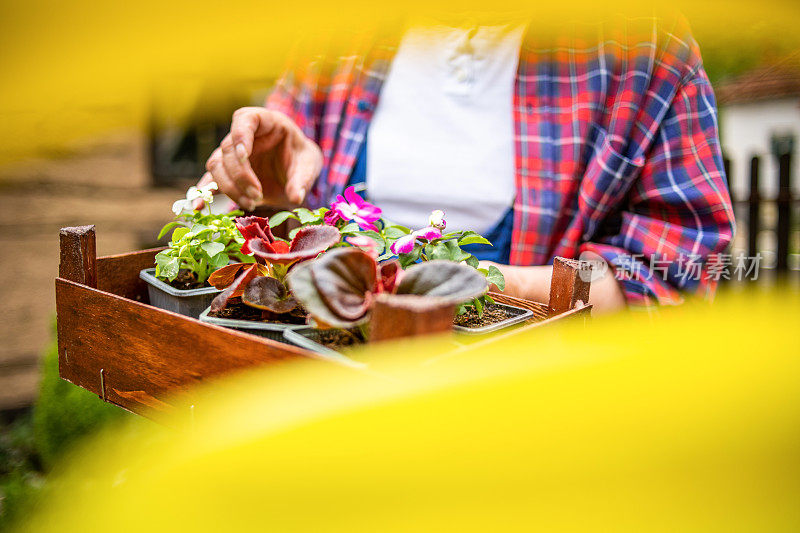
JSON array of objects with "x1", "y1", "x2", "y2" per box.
[
  {"x1": 286, "y1": 247, "x2": 376, "y2": 328},
  {"x1": 209, "y1": 264, "x2": 260, "y2": 312},
  {"x1": 311, "y1": 248, "x2": 377, "y2": 320},
  {"x1": 208, "y1": 263, "x2": 269, "y2": 289},
  {"x1": 251, "y1": 224, "x2": 340, "y2": 265},
  {"x1": 394, "y1": 260, "x2": 488, "y2": 305},
  {"x1": 378, "y1": 260, "x2": 401, "y2": 292},
  {"x1": 235, "y1": 216, "x2": 275, "y2": 255},
  {"x1": 241, "y1": 276, "x2": 298, "y2": 314}
]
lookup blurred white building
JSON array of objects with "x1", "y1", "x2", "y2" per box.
[{"x1": 716, "y1": 53, "x2": 800, "y2": 269}]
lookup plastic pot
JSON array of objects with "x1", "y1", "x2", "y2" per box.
[
  {"x1": 139, "y1": 268, "x2": 221, "y2": 319},
  {"x1": 453, "y1": 302, "x2": 535, "y2": 335},
  {"x1": 198, "y1": 305, "x2": 307, "y2": 343}
]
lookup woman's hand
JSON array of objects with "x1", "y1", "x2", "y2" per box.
[
  {"x1": 480, "y1": 254, "x2": 627, "y2": 314},
  {"x1": 196, "y1": 107, "x2": 323, "y2": 211}
]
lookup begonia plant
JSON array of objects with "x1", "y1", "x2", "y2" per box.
[
  {"x1": 286, "y1": 247, "x2": 489, "y2": 330},
  {"x1": 207, "y1": 216, "x2": 340, "y2": 317}
]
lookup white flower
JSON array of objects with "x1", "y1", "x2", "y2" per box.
[
  {"x1": 172, "y1": 182, "x2": 218, "y2": 215},
  {"x1": 428, "y1": 210, "x2": 446, "y2": 230}
]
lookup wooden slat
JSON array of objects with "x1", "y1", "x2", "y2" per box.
[
  {"x1": 370, "y1": 294, "x2": 454, "y2": 342},
  {"x1": 59, "y1": 225, "x2": 97, "y2": 288},
  {"x1": 97, "y1": 247, "x2": 164, "y2": 301},
  {"x1": 548, "y1": 257, "x2": 592, "y2": 315},
  {"x1": 55, "y1": 278, "x2": 327, "y2": 417},
  {"x1": 489, "y1": 292, "x2": 549, "y2": 321}
]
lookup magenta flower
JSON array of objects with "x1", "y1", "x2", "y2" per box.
[
  {"x1": 324, "y1": 186, "x2": 382, "y2": 231},
  {"x1": 390, "y1": 226, "x2": 443, "y2": 255}
]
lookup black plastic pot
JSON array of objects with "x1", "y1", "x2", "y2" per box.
[
  {"x1": 139, "y1": 268, "x2": 221, "y2": 318},
  {"x1": 453, "y1": 302, "x2": 534, "y2": 335},
  {"x1": 198, "y1": 306, "x2": 306, "y2": 343}
]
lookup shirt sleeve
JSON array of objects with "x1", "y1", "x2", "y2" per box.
[
  {"x1": 580, "y1": 68, "x2": 736, "y2": 307},
  {"x1": 265, "y1": 47, "x2": 329, "y2": 143}
]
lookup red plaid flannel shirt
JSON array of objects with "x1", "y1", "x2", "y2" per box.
[{"x1": 266, "y1": 15, "x2": 735, "y2": 306}]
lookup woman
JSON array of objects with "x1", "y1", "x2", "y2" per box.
[{"x1": 195, "y1": 13, "x2": 735, "y2": 312}]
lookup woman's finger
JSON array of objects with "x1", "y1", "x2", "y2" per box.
[
  {"x1": 207, "y1": 150, "x2": 251, "y2": 211},
  {"x1": 285, "y1": 145, "x2": 322, "y2": 205},
  {"x1": 220, "y1": 133, "x2": 263, "y2": 206}
]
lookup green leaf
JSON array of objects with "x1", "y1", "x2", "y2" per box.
[
  {"x1": 484, "y1": 294, "x2": 495, "y2": 305},
  {"x1": 458, "y1": 234, "x2": 492, "y2": 246},
  {"x1": 295, "y1": 208, "x2": 318, "y2": 225},
  {"x1": 430, "y1": 240, "x2": 470, "y2": 263},
  {"x1": 398, "y1": 247, "x2": 422, "y2": 268},
  {"x1": 288, "y1": 226, "x2": 302, "y2": 240},
  {"x1": 157, "y1": 221, "x2": 182, "y2": 240},
  {"x1": 269, "y1": 211, "x2": 297, "y2": 227},
  {"x1": 209, "y1": 252, "x2": 229, "y2": 270},
  {"x1": 465, "y1": 254, "x2": 480, "y2": 268},
  {"x1": 200, "y1": 242, "x2": 225, "y2": 257},
  {"x1": 160, "y1": 257, "x2": 180, "y2": 281},
  {"x1": 486, "y1": 265, "x2": 506, "y2": 291},
  {"x1": 383, "y1": 225, "x2": 411, "y2": 239},
  {"x1": 339, "y1": 222, "x2": 361, "y2": 234},
  {"x1": 427, "y1": 242, "x2": 452, "y2": 261},
  {"x1": 473, "y1": 296, "x2": 484, "y2": 317},
  {"x1": 171, "y1": 227, "x2": 190, "y2": 243}
]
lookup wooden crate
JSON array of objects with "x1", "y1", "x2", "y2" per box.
[{"x1": 56, "y1": 226, "x2": 592, "y2": 419}]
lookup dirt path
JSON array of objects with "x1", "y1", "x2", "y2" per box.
[{"x1": 0, "y1": 132, "x2": 187, "y2": 409}]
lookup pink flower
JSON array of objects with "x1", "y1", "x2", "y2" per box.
[
  {"x1": 324, "y1": 186, "x2": 382, "y2": 231},
  {"x1": 389, "y1": 226, "x2": 442, "y2": 255}
]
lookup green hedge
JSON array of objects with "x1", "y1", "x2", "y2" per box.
[{"x1": 33, "y1": 337, "x2": 128, "y2": 470}]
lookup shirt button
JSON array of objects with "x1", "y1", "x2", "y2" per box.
[
  {"x1": 455, "y1": 68, "x2": 468, "y2": 83},
  {"x1": 357, "y1": 100, "x2": 371, "y2": 112}
]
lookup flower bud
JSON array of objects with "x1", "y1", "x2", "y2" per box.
[{"x1": 429, "y1": 210, "x2": 446, "y2": 230}]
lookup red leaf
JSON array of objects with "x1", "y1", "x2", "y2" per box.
[
  {"x1": 250, "y1": 225, "x2": 340, "y2": 265},
  {"x1": 209, "y1": 264, "x2": 260, "y2": 312},
  {"x1": 241, "y1": 276, "x2": 298, "y2": 314},
  {"x1": 378, "y1": 260, "x2": 401, "y2": 293},
  {"x1": 207, "y1": 263, "x2": 247, "y2": 289}
]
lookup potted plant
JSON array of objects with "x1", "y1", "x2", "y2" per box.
[
  {"x1": 281, "y1": 245, "x2": 490, "y2": 353},
  {"x1": 140, "y1": 183, "x2": 254, "y2": 317},
  {"x1": 199, "y1": 215, "x2": 341, "y2": 341},
  {"x1": 384, "y1": 209, "x2": 534, "y2": 335},
  {"x1": 199, "y1": 186, "x2": 395, "y2": 339}
]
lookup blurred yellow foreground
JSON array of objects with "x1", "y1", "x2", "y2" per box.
[{"x1": 20, "y1": 289, "x2": 800, "y2": 531}]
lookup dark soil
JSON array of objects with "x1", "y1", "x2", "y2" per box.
[
  {"x1": 454, "y1": 304, "x2": 511, "y2": 328},
  {"x1": 167, "y1": 269, "x2": 209, "y2": 290},
  {"x1": 314, "y1": 328, "x2": 366, "y2": 350},
  {"x1": 208, "y1": 298, "x2": 308, "y2": 325}
]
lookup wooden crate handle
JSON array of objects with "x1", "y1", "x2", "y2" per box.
[
  {"x1": 59, "y1": 225, "x2": 97, "y2": 288},
  {"x1": 548, "y1": 257, "x2": 592, "y2": 316}
]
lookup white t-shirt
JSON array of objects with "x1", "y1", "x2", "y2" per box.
[{"x1": 366, "y1": 23, "x2": 525, "y2": 233}]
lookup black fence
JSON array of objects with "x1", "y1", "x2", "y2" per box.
[{"x1": 723, "y1": 149, "x2": 798, "y2": 277}]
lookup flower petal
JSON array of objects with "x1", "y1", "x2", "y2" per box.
[
  {"x1": 413, "y1": 226, "x2": 442, "y2": 241},
  {"x1": 172, "y1": 199, "x2": 189, "y2": 216},
  {"x1": 343, "y1": 186, "x2": 364, "y2": 207},
  {"x1": 390, "y1": 234, "x2": 416, "y2": 255}
]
